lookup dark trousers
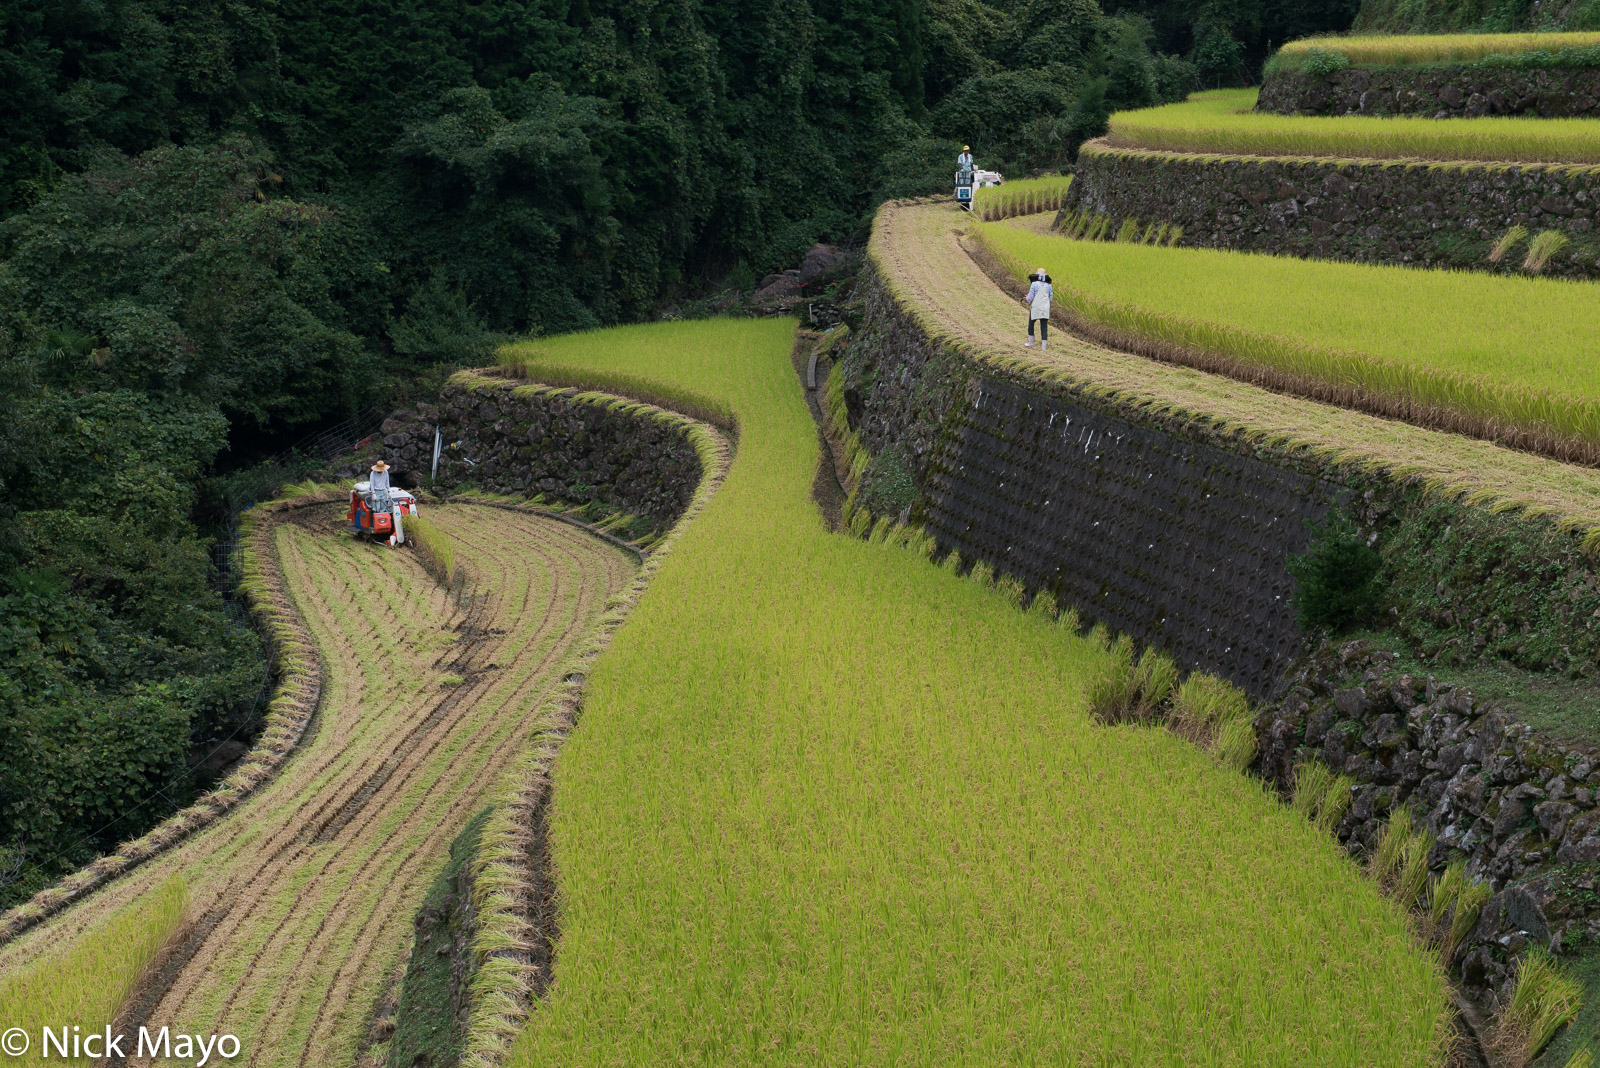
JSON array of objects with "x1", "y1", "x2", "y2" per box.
[{"x1": 1028, "y1": 317, "x2": 1048, "y2": 340}]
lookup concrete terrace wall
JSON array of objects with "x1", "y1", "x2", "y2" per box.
[
  {"x1": 1258, "y1": 64, "x2": 1600, "y2": 118},
  {"x1": 845, "y1": 266, "x2": 1341, "y2": 696},
  {"x1": 380, "y1": 375, "x2": 703, "y2": 533},
  {"x1": 1064, "y1": 142, "x2": 1600, "y2": 279}
]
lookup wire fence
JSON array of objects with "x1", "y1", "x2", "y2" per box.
[{"x1": 209, "y1": 405, "x2": 389, "y2": 592}]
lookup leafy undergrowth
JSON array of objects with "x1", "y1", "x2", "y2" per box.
[
  {"x1": 0, "y1": 877, "x2": 189, "y2": 1067},
  {"x1": 499, "y1": 319, "x2": 1448, "y2": 1066},
  {"x1": 1107, "y1": 89, "x2": 1600, "y2": 164},
  {"x1": 975, "y1": 218, "x2": 1600, "y2": 463}
]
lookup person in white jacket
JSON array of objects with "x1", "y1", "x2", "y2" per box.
[{"x1": 1023, "y1": 268, "x2": 1052, "y2": 350}]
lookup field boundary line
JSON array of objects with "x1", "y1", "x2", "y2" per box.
[
  {"x1": 0, "y1": 495, "x2": 336, "y2": 948},
  {"x1": 451, "y1": 377, "x2": 732, "y2": 1068}
]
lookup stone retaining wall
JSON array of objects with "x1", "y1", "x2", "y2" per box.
[
  {"x1": 1064, "y1": 142, "x2": 1600, "y2": 279},
  {"x1": 1258, "y1": 64, "x2": 1600, "y2": 118},
  {"x1": 380, "y1": 376, "x2": 703, "y2": 533},
  {"x1": 1257, "y1": 640, "x2": 1600, "y2": 997}
]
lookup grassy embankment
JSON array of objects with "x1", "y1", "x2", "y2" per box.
[
  {"x1": 974, "y1": 218, "x2": 1600, "y2": 464},
  {"x1": 496, "y1": 319, "x2": 1448, "y2": 1065},
  {"x1": 0, "y1": 878, "x2": 188, "y2": 1067},
  {"x1": 1269, "y1": 32, "x2": 1600, "y2": 70},
  {"x1": 1105, "y1": 89, "x2": 1600, "y2": 164},
  {"x1": 0, "y1": 502, "x2": 632, "y2": 1068}
]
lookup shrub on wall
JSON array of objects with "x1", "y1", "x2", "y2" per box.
[{"x1": 1288, "y1": 510, "x2": 1382, "y2": 632}]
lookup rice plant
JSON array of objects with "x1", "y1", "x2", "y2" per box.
[
  {"x1": 1116, "y1": 217, "x2": 1142, "y2": 242},
  {"x1": 1395, "y1": 827, "x2": 1437, "y2": 907},
  {"x1": 1493, "y1": 948, "x2": 1584, "y2": 1064},
  {"x1": 495, "y1": 319, "x2": 1450, "y2": 1066},
  {"x1": 0, "y1": 878, "x2": 189, "y2": 1062},
  {"x1": 1371, "y1": 806, "x2": 1415, "y2": 887},
  {"x1": 1104, "y1": 89, "x2": 1600, "y2": 165},
  {"x1": 406, "y1": 512, "x2": 459, "y2": 584},
  {"x1": 1445, "y1": 878, "x2": 1492, "y2": 962},
  {"x1": 974, "y1": 219, "x2": 1600, "y2": 462},
  {"x1": 1488, "y1": 225, "x2": 1529, "y2": 264},
  {"x1": 1132, "y1": 648, "x2": 1180, "y2": 710},
  {"x1": 1427, "y1": 860, "x2": 1467, "y2": 928},
  {"x1": 1525, "y1": 230, "x2": 1572, "y2": 273},
  {"x1": 1272, "y1": 32, "x2": 1600, "y2": 71},
  {"x1": 973, "y1": 175, "x2": 1075, "y2": 221},
  {"x1": 1292, "y1": 761, "x2": 1354, "y2": 833}
]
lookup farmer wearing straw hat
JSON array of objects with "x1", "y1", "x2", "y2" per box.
[
  {"x1": 368, "y1": 459, "x2": 393, "y2": 512},
  {"x1": 1024, "y1": 267, "x2": 1052, "y2": 351}
]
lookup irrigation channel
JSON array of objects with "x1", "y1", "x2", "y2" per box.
[{"x1": 0, "y1": 502, "x2": 636, "y2": 1068}]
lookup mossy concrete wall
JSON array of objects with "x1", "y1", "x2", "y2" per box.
[
  {"x1": 1065, "y1": 143, "x2": 1600, "y2": 279},
  {"x1": 846, "y1": 262, "x2": 1600, "y2": 695},
  {"x1": 845, "y1": 267, "x2": 1341, "y2": 695}
]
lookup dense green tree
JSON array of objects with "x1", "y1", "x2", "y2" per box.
[{"x1": 0, "y1": 0, "x2": 1365, "y2": 907}]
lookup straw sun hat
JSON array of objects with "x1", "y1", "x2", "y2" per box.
[{"x1": 372, "y1": 460, "x2": 390, "y2": 471}]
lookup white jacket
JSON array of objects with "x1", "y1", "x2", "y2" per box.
[{"x1": 1026, "y1": 278, "x2": 1052, "y2": 319}]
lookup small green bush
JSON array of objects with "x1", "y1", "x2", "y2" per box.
[
  {"x1": 1287, "y1": 510, "x2": 1382, "y2": 632},
  {"x1": 1301, "y1": 47, "x2": 1352, "y2": 78}
]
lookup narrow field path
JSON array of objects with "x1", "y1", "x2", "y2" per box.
[
  {"x1": 0, "y1": 502, "x2": 635, "y2": 1068},
  {"x1": 878, "y1": 198, "x2": 1600, "y2": 527}
]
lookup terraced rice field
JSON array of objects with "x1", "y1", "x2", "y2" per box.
[
  {"x1": 0, "y1": 503, "x2": 633, "y2": 1068},
  {"x1": 1105, "y1": 89, "x2": 1600, "y2": 163},
  {"x1": 495, "y1": 320, "x2": 1448, "y2": 1065},
  {"x1": 873, "y1": 196, "x2": 1600, "y2": 535},
  {"x1": 1270, "y1": 32, "x2": 1600, "y2": 70},
  {"x1": 974, "y1": 215, "x2": 1600, "y2": 462}
]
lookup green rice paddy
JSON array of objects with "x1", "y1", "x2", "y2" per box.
[
  {"x1": 976, "y1": 219, "x2": 1600, "y2": 458},
  {"x1": 1105, "y1": 89, "x2": 1600, "y2": 164},
  {"x1": 1270, "y1": 32, "x2": 1600, "y2": 70},
  {"x1": 495, "y1": 319, "x2": 1448, "y2": 1066}
]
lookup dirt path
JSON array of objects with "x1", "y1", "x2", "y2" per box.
[
  {"x1": 0, "y1": 503, "x2": 634, "y2": 1068},
  {"x1": 877, "y1": 199, "x2": 1600, "y2": 528}
]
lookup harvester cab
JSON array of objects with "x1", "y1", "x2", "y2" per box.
[
  {"x1": 348, "y1": 482, "x2": 418, "y2": 547},
  {"x1": 954, "y1": 168, "x2": 1003, "y2": 211}
]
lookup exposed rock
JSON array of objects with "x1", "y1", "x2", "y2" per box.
[{"x1": 1254, "y1": 639, "x2": 1600, "y2": 1000}]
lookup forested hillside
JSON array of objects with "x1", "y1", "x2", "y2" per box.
[
  {"x1": 1354, "y1": 0, "x2": 1600, "y2": 32},
  {"x1": 0, "y1": 0, "x2": 1351, "y2": 907}
]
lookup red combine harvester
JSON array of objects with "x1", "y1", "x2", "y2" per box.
[{"x1": 348, "y1": 482, "x2": 418, "y2": 547}]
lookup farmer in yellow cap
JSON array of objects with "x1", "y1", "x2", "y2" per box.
[{"x1": 956, "y1": 144, "x2": 974, "y2": 186}]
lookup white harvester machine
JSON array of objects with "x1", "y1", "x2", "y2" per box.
[
  {"x1": 955, "y1": 169, "x2": 1004, "y2": 211},
  {"x1": 347, "y1": 482, "x2": 419, "y2": 546}
]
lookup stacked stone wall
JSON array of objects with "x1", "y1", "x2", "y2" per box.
[
  {"x1": 1258, "y1": 65, "x2": 1600, "y2": 118},
  {"x1": 380, "y1": 377, "x2": 702, "y2": 533},
  {"x1": 1065, "y1": 143, "x2": 1600, "y2": 278}
]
